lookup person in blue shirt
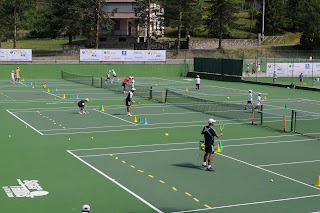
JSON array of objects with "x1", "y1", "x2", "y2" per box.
[{"x1": 299, "y1": 73, "x2": 304, "y2": 85}]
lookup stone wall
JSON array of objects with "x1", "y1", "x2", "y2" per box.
[
  {"x1": 100, "y1": 36, "x2": 137, "y2": 49},
  {"x1": 189, "y1": 39, "x2": 259, "y2": 49}
]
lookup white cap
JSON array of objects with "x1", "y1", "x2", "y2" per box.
[
  {"x1": 249, "y1": 90, "x2": 252, "y2": 92},
  {"x1": 17, "y1": 67, "x2": 19, "y2": 69},
  {"x1": 131, "y1": 88, "x2": 136, "y2": 91},
  {"x1": 82, "y1": 204, "x2": 90, "y2": 212},
  {"x1": 258, "y1": 93, "x2": 261, "y2": 95},
  {"x1": 85, "y1": 98, "x2": 89, "y2": 101},
  {"x1": 196, "y1": 75, "x2": 199, "y2": 77},
  {"x1": 208, "y1": 118, "x2": 216, "y2": 124},
  {"x1": 132, "y1": 76, "x2": 134, "y2": 79}
]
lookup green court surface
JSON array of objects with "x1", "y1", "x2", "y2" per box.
[{"x1": 1, "y1": 68, "x2": 320, "y2": 213}]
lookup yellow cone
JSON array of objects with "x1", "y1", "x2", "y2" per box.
[
  {"x1": 315, "y1": 176, "x2": 320, "y2": 187},
  {"x1": 62, "y1": 94, "x2": 66, "y2": 99},
  {"x1": 215, "y1": 144, "x2": 221, "y2": 153},
  {"x1": 133, "y1": 116, "x2": 138, "y2": 123},
  {"x1": 47, "y1": 88, "x2": 51, "y2": 93},
  {"x1": 186, "y1": 87, "x2": 189, "y2": 92},
  {"x1": 22, "y1": 78, "x2": 25, "y2": 81},
  {"x1": 100, "y1": 105, "x2": 105, "y2": 112}
]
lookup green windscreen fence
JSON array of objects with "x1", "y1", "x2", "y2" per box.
[{"x1": 194, "y1": 58, "x2": 243, "y2": 76}]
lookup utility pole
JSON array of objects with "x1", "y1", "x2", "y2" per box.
[
  {"x1": 262, "y1": 0, "x2": 265, "y2": 41},
  {"x1": 95, "y1": 0, "x2": 101, "y2": 49},
  {"x1": 13, "y1": 1, "x2": 17, "y2": 48}
]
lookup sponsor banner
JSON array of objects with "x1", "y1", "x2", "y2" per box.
[
  {"x1": 80, "y1": 49, "x2": 103, "y2": 61},
  {"x1": 7, "y1": 49, "x2": 32, "y2": 61},
  {"x1": 266, "y1": 63, "x2": 320, "y2": 77},
  {"x1": 0, "y1": 49, "x2": 32, "y2": 61},
  {"x1": 81, "y1": 49, "x2": 166, "y2": 62},
  {"x1": 2, "y1": 179, "x2": 48, "y2": 198}
]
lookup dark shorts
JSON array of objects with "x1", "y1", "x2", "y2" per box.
[
  {"x1": 122, "y1": 82, "x2": 126, "y2": 87},
  {"x1": 78, "y1": 103, "x2": 84, "y2": 109},
  {"x1": 205, "y1": 142, "x2": 215, "y2": 154},
  {"x1": 247, "y1": 101, "x2": 252, "y2": 104},
  {"x1": 126, "y1": 99, "x2": 131, "y2": 107}
]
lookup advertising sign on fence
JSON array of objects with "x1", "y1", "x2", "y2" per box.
[
  {"x1": 0, "y1": 49, "x2": 32, "y2": 62},
  {"x1": 80, "y1": 49, "x2": 166, "y2": 62},
  {"x1": 266, "y1": 63, "x2": 320, "y2": 77}
]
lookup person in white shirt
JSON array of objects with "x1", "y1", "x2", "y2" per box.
[
  {"x1": 257, "y1": 63, "x2": 261, "y2": 73},
  {"x1": 105, "y1": 70, "x2": 111, "y2": 84},
  {"x1": 10, "y1": 70, "x2": 15, "y2": 84},
  {"x1": 253, "y1": 93, "x2": 262, "y2": 111},
  {"x1": 245, "y1": 64, "x2": 250, "y2": 77},
  {"x1": 130, "y1": 76, "x2": 135, "y2": 89},
  {"x1": 195, "y1": 75, "x2": 201, "y2": 90},
  {"x1": 245, "y1": 90, "x2": 253, "y2": 110},
  {"x1": 273, "y1": 71, "x2": 277, "y2": 83},
  {"x1": 126, "y1": 88, "x2": 136, "y2": 116},
  {"x1": 111, "y1": 69, "x2": 118, "y2": 83}
]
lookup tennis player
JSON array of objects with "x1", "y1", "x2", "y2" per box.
[
  {"x1": 10, "y1": 70, "x2": 15, "y2": 84},
  {"x1": 105, "y1": 70, "x2": 111, "y2": 84},
  {"x1": 15, "y1": 67, "x2": 21, "y2": 82},
  {"x1": 245, "y1": 90, "x2": 253, "y2": 110},
  {"x1": 253, "y1": 93, "x2": 262, "y2": 111},
  {"x1": 126, "y1": 88, "x2": 136, "y2": 116},
  {"x1": 82, "y1": 204, "x2": 90, "y2": 213},
  {"x1": 201, "y1": 118, "x2": 223, "y2": 171},
  {"x1": 77, "y1": 98, "x2": 89, "y2": 114},
  {"x1": 122, "y1": 77, "x2": 131, "y2": 93},
  {"x1": 195, "y1": 75, "x2": 200, "y2": 90},
  {"x1": 130, "y1": 76, "x2": 135, "y2": 89},
  {"x1": 299, "y1": 73, "x2": 304, "y2": 85},
  {"x1": 111, "y1": 69, "x2": 118, "y2": 83}
]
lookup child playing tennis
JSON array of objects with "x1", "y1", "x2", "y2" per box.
[{"x1": 77, "y1": 98, "x2": 89, "y2": 114}]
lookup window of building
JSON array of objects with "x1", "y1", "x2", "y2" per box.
[
  {"x1": 119, "y1": 37, "x2": 126, "y2": 42},
  {"x1": 114, "y1": 20, "x2": 120, "y2": 30}
]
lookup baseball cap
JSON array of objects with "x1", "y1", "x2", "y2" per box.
[
  {"x1": 208, "y1": 118, "x2": 216, "y2": 124},
  {"x1": 85, "y1": 98, "x2": 89, "y2": 101},
  {"x1": 258, "y1": 93, "x2": 261, "y2": 95},
  {"x1": 17, "y1": 67, "x2": 19, "y2": 69},
  {"x1": 249, "y1": 90, "x2": 252, "y2": 92},
  {"x1": 82, "y1": 204, "x2": 90, "y2": 212},
  {"x1": 131, "y1": 88, "x2": 136, "y2": 91},
  {"x1": 196, "y1": 75, "x2": 199, "y2": 77}
]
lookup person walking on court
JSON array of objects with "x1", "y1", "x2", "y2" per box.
[
  {"x1": 195, "y1": 75, "x2": 201, "y2": 90},
  {"x1": 15, "y1": 67, "x2": 21, "y2": 82},
  {"x1": 245, "y1": 90, "x2": 253, "y2": 110},
  {"x1": 245, "y1": 64, "x2": 250, "y2": 77},
  {"x1": 273, "y1": 71, "x2": 277, "y2": 83},
  {"x1": 126, "y1": 88, "x2": 136, "y2": 116},
  {"x1": 253, "y1": 93, "x2": 262, "y2": 112},
  {"x1": 10, "y1": 70, "x2": 15, "y2": 84},
  {"x1": 122, "y1": 76, "x2": 131, "y2": 93},
  {"x1": 77, "y1": 98, "x2": 89, "y2": 114},
  {"x1": 111, "y1": 69, "x2": 118, "y2": 83},
  {"x1": 299, "y1": 73, "x2": 304, "y2": 85},
  {"x1": 201, "y1": 118, "x2": 223, "y2": 171},
  {"x1": 105, "y1": 70, "x2": 111, "y2": 84}
]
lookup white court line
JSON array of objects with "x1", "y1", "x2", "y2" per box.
[
  {"x1": 77, "y1": 138, "x2": 317, "y2": 158},
  {"x1": 218, "y1": 153, "x2": 320, "y2": 191},
  {"x1": 310, "y1": 211, "x2": 320, "y2": 213},
  {"x1": 70, "y1": 134, "x2": 300, "y2": 152},
  {"x1": 152, "y1": 77, "x2": 188, "y2": 84},
  {"x1": 6, "y1": 109, "x2": 43, "y2": 135},
  {"x1": 259, "y1": 159, "x2": 320, "y2": 167},
  {"x1": 93, "y1": 109, "x2": 138, "y2": 125},
  {"x1": 67, "y1": 150, "x2": 163, "y2": 213},
  {"x1": 170, "y1": 194, "x2": 320, "y2": 213},
  {"x1": 43, "y1": 91, "x2": 63, "y2": 99}
]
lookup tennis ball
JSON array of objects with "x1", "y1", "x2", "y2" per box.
[
  {"x1": 270, "y1": 179, "x2": 273, "y2": 182},
  {"x1": 91, "y1": 137, "x2": 94, "y2": 139},
  {"x1": 68, "y1": 138, "x2": 71, "y2": 141},
  {"x1": 164, "y1": 133, "x2": 169, "y2": 136},
  {"x1": 32, "y1": 86, "x2": 34, "y2": 89},
  {"x1": 227, "y1": 97, "x2": 230, "y2": 99},
  {"x1": 9, "y1": 135, "x2": 11, "y2": 138}
]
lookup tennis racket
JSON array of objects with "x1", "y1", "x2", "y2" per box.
[
  {"x1": 262, "y1": 96, "x2": 267, "y2": 101},
  {"x1": 199, "y1": 141, "x2": 205, "y2": 151},
  {"x1": 219, "y1": 120, "x2": 224, "y2": 132}
]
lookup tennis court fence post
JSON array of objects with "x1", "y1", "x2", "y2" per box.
[
  {"x1": 91, "y1": 77, "x2": 94, "y2": 87},
  {"x1": 149, "y1": 86, "x2": 152, "y2": 99},
  {"x1": 290, "y1": 110, "x2": 294, "y2": 132},
  {"x1": 294, "y1": 111, "x2": 297, "y2": 132}
]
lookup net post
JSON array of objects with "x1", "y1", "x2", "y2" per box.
[
  {"x1": 91, "y1": 76, "x2": 94, "y2": 87},
  {"x1": 283, "y1": 115, "x2": 286, "y2": 132},
  {"x1": 251, "y1": 110, "x2": 255, "y2": 125},
  {"x1": 294, "y1": 111, "x2": 297, "y2": 132},
  {"x1": 149, "y1": 86, "x2": 153, "y2": 100},
  {"x1": 260, "y1": 105, "x2": 263, "y2": 125},
  {"x1": 165, "y1": 88, "x2": 168, "y2": 103},
  {"x1": 100, "y1": 77, "x2": 102, "y2": 88},
  {"x1": 290, "y1": 110, "x2": 294, "y2": 132}
]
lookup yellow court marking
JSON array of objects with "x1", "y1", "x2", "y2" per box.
[
  {"x1": 138, "y1": 170, "x2": 144, "y2": 173},
  {"x1": 159, "y1": 180, "x2": 165, "y2": 184},
  {"x1": 204, "y1": 204, "x2": 212, "y2": 208},
  {"x1": 193, "y1": 198, "x2": 199, "y2": 202},
  {"x1": 185, "y1": 192, "x2": 192, "y2": 197},
  {"x1": 122, "y1": 161, "x2": 126, "y2": 163},
  {"x1": 148, "y1": 175, "x2": 154, "y2": 178},
  {"x1": 130, "y1": 165, "x2": 135, "y2": 168},
  {"x1": 172, "y1": 187, "x2": 177, "y2": 191}
]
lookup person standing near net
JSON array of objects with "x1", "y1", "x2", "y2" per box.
[
  {"x1": 253, "y1": 93, "x2": 262, "y2": 112},
  {"x1": 105, "y1": 70, "x2": 111, "y2": 84},
  {"x1": 15, "y1": 67, "x2": 21, "y2": 82},
  {"x1": 195, "y1": 75, "x2": 200, "y2": 90},
  {"x1": 122, "y1": 77, "x2": 131, "y2": 93},
  {"x1": 111, "y1": 69, "x2": 118, "y2": 83},
  {"x1": 10, "y1": 70, "x2": 15, "y2": 84},
  {"x1": 201, "y1": 118, "x2": 223, "y2": 171},
  {"x1": 245, "y1": 64, "x2": 250, "y2": 77},
  {"x1": 299, "y1": 73, "x2": 304, "y2": 85},
  {"x1": 126, "y1": 88, "x2": 136, "y2": 116},
  {"x1": 77, "y1": 98, "x2": 89, "y2": 114},
  {"x1": 245, "y1": 90, "x2": 253, "y2": 110}
]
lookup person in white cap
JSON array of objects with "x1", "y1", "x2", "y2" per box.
[
  {"x1": 111, "y1": 69, "x2": 118, "y2": 83},
  {"x1": 201, "y1": 118, "x2": 223, "y2": 171},
  {"x1": 195, "y1": 75, "x2": 201, "y2": 90},
  {"x1": 77, "y1": 98, "x2": 89, "y2": 114},
  {"x1": 126, "y1": 88, "x2": 136, "y2": 116},
  {"x1": 253, "y1": 93, "x2": 262, "y2": 111},
  {"x1": 130, "y1": 76, "x2": 135, "y2": 89},
  {"x1": 245, "y1": 90, "x2": 253, "y2": 110},
  {"x1": 82, "y1": 204, "x2": 90, "y2": 213}
]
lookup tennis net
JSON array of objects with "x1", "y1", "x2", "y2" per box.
[
  {"x1": 259, "y1": 110, "x2": 288, "y2": 132},
  {"x1": 165, "y1": 89, "x2": 258, "y2": 124},
  {"x1": 61, "y1": 71, "x2": 94, "y2": 87},
  {"x1": 294, "y1": 111, "x2": 320, "y2": 139}
]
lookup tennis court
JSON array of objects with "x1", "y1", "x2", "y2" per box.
[{"x1": 1, "y1": 72, "x2": 320, "y2": 213}]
